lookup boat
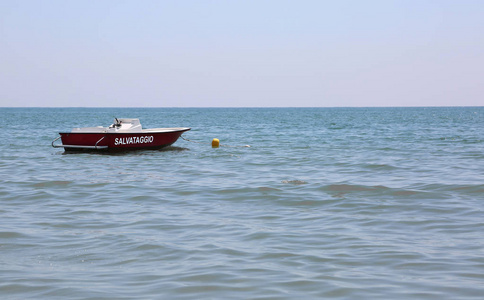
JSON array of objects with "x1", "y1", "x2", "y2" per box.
[{"x1": 52, "y1": 118, "x2": 190, "y2": 151}]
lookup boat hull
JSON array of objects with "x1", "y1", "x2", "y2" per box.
[{"x1": 59, "y1": 129, "x2": 190, "y2": 151}]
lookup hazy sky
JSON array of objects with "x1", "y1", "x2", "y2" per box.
[{"x1": 1, "y1": 0, "x2": 483, "y2": 107}]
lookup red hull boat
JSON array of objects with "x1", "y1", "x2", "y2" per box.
[{"x1": 52, "y1": 118, "x2": 190, "y2": 151}]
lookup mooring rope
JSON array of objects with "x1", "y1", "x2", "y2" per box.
[{"x1": 181, "y1": 135, "x2": 250, "y2": 148}]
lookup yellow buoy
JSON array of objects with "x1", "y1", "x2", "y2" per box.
[{"x1": 212, "y1": 138, "x2": 220, "y2": 148}]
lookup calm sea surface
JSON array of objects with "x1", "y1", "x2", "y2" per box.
[{"x1": 1, "y1": 107, "x2": 483, "y2": 299}]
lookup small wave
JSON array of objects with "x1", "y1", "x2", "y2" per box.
[
  {"x1": 409, "y1": 183, "x2": 484, "y2": 194},
  {"x1": 328, "y1": 123, "x2": 345, "y2": 130},
  {"x1": 450, "y1": 184, "x2": 484, "y2": 194},
  {"x1": 377, "y1": 147, "x2": 397, "y2": 151},
  {"x1": 323, "y1": 184, "x2": 384, "y2": 192},
  {"x1": 134, "y1": 243, "x2": 166, "y2": 251},
  {"x1": 281, "y1": 180, "x2": 308, "y2": 185},
  {"x1": 390, "y1": 190, "x2": 421, "y2": 196},
  {"x1": 32, "y1": 181, "x2": 72, "y2": 188},
  {"x1": 319, "y1": 182, "x2": 484, "y2": 200},
  {"x1": 258, "y1": 187, "x2": 281, "y2": 192},
  {"x1": 361, "y1": 163, "x2": 398, "y2": 170},
  {"x1": 438, "y1": 136, "x2": 483, "y2": 144},
  {"x1": 320, "y1": 184, "x2": 435, "y2": 199},
  {"x1": 0, "y1": 231, "x2": 27, "y2": 239}
]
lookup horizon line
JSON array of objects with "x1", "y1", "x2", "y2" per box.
[{"x1": 1, "y1": 105, "x2": 483, "y2": 109}]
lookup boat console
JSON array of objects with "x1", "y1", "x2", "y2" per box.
[
  {"x1": 71, "y1": 118, "x2": 143, "y2": 133},
  {"x1": 108, "y1": 118, "x2": 143, "y2": 132}
]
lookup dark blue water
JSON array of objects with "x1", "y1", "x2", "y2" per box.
[{"x1": 1, "y1": 107, "x2": 483, "y2": 299}]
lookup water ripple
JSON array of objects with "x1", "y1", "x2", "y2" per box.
[{"x1": 1, "y1": 107, "x2": 483, "y2": 299}]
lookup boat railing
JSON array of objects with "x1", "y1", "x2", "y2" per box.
[
  {"x1": 52, "y1": 135, "x2": 108, "y2": 150},
  {"x1": 51, "y1": 136, "x2": 62, "y2": 148}
]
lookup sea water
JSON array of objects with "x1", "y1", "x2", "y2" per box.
[{"x1": 0, "y1": 107, "x2": 483, "y2": 299}]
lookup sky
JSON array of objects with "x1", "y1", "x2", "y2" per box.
[{"x1": 0, "y1": 0, "x2": 483, "y2": 107}]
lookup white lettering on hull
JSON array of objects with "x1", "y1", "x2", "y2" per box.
[{"x1": 114, "y1": 136, "x2": 154, "y2": 146}]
